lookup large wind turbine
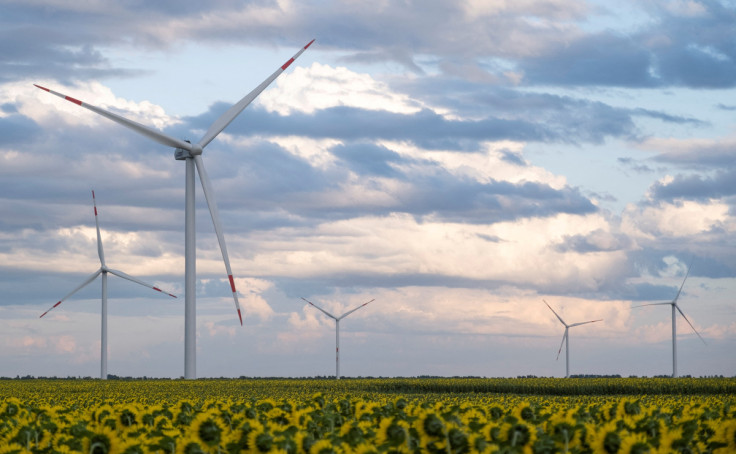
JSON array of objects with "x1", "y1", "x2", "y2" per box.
[
  {"x1": 301, "y1": 297, "x2": 374, "y2": 379},
  {"x1": 543, "y1": 300, "x2": 602, "y2": 378},
  {"x1": 40, "y1": 190, "x2": 177, "y2": 379},
  {"x1": 633, "y1": 262, "x2": 706, "y2": 378},
  {"x1": 35, "y1": 39, "x2": 315, "y2": 378}
]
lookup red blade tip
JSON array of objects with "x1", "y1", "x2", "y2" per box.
[
  {"x1": 305, "y1": 39, "x2": 315, "y2": 49},
  {"x1": 34, "y1": 84, "x2": 50, "y2": 92},
  {"x1": 238, "y1": 308, "x2": 243, "y2": 326}
]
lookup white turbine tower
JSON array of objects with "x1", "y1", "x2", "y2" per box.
[
  {"x1": 35, "y1": 39, "x2": 315, "y2": 379},
  {"x1": 633, "y1": 262, "x2": 706, "y2": 378},
  {"x1": 301, "y1": 297, "x2": 374, "y2": 379},
  {"x1": 40, "y1": 190, "x2": 177, "y2": 379},
  {"x1": 543, "y1": 300, "x2": 602, "y2": 378}
]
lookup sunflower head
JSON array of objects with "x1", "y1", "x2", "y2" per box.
[
  {"x1": 447, "y1": 424, "x2": 470, "y2": 453},
  {"x1": 309, "y1": 438, "x2": 340, "y2": 454},
  {"x1": 376, "y1": 418, "x2": 408, "y2": 448},
  {"x1": 191, "y1": 411, "x2": 226, "y2": 447},
  {"x1": 118, "y1": 406, "x2": 140, "y2": 428},
  {"x1": 420, "y1": 412, "x2": 445, "y2": 438},
  {"x1": 83, "y1": 425, "x2": 118, "y2": 454}
]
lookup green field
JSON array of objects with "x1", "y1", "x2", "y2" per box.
[{"x1": 1, "y1": 378, "x2": 735, "y2": 453}]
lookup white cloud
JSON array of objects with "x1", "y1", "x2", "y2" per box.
[
  {"x1": 6, "y1": 80, "x2": 179, "y2": 130},
  {"x1": 266, "y1": 136, "x2": 342, "y2": 169},
  {"x1": 622, "y1": 198, "x2": 732, "y2": 239},
  {"x1": 240, "y1": 211, "x2": 627, "y2": 293},
  {"x1": 381, "y1": 140, "x2": 567, "y2": 188},
  {"x1": 256, "y1": 63, "x2": 427, "y2": 115}
]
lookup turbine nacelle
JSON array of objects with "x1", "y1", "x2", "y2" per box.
[{"x1": 174, "y1": 141, "x2": 202, "y2": 160}]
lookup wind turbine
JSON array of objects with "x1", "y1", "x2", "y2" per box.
[
  {"x1": 35, "y1": 39, "x2": 315, "y2": 378},
  {"x1": 543, "y1": 300, "x2": 602, "y2": 378},
  {"x1": 301, "y1": 297, "x2": 374, "y2": 379},
  {"x1": 633, "y1": 262, "x2": 706, "y2": 378},
  {"x1": 40, "y1": 190, "x2": 177, "y2": 379}
]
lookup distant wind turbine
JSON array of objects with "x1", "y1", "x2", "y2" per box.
[
  {"x1": 35, "y1": 39, "x2": 315, "y2": 378},
  {"x1": 301, "y1": 297, "x2": 374, "y2": 379},
  {"x1": 40, "y1": 190, "x2": 177, "y2": 379},
  {"x1": 633, "y1": 262, "x2": 706, "y2": 378},
  {"x1": 543, "y1": 300, "x2": 602, "y2": 378}
]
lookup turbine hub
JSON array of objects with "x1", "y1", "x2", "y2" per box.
[{"x1": 174, "y1": 140, "x2": 202, "y2": 160}]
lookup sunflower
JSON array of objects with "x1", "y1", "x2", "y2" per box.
[
  {"x1": 470, "y1": 434, "x2": 495, "y2": 454},
  {"x1": 446, "y1": 423, "x2": 470, "y2": 454},
  {"x1": 117, "y1": 404, "x2": 141, "y2": 429},
  {"x1": 309, "y1": 438, "x2": 342, "y2": 454},
  {"x1": 507, "y1": 421, "x2": 536, "y2": 448},
  {"x1": 190, "y1": 410, "x2": 226, "y2": 448},
  {"x1": 376, "y1": 418, "x2": 409, "y2": 449},
  {"x1": 657, "y1": 424, "x2": 682, "y2": 454},
  {"x1": 1, "y1": 398, "x2": 22, "y2": 418},
  {"x1": 618, "y1": 432, "x2": 650, "y2": 454},
  {"x1": 174, "y1": 434, "x2": 206, "y2": 454},
  {"x1": 118, "y1": 439, "x2": 145, "y2": 454},
  {"x1": 460, "y1": 408, "x2": 487, "y2": 432},
  {"x1": 719, "y1": 419, "x2": 736, "y2": 451},
  {"x1": 511, "y1": 401, "x2": 534, "y2": 423},
  {"x1": 586, "y1": 421, "x2": 620, "y2": 454},
  {"x1": 416, "y1": 411, "x2": 445, "y2": 440},
  {"x1": 487, "y1": 421, "x2": 509, "y2": 444},
  {"x1": 352, "y1": 443, "x2": 379, "y2": 454},
  {"x1": 248, "y1": 426, "x2": 274, "y2": 453},
  {"x1": 84, "y1": 424, "x2": 119, "y2": 454},
  {"x1": 0, "y1": 442, "x2": 25, "y2": 454}
]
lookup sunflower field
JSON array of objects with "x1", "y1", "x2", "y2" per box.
[{"x1": 0, "y1": 378, "x2": 734, "y2": 453}]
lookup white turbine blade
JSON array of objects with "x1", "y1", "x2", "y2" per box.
[
  {"x1": 338, "y1": 299, "x2": 375, "y2": 320},
  {"x1": 633, "y1": 302, "x2": 672, "y2": 308},
  {"x1": 569, "y1": 319, "x2": 603, "y2": 328},
  {"x1": 193, "y1": 155, "x2": 242, "y2": 325},
  {"x1": 40, "y1": 269, "x2": 102, "y2": 318},
  {"x1": 543, "y1": 299, "x2": 567, "y2": 326},
  {"x1": 197, "y1": 39, "x2": 315, "y2": 149},
  {"x1": 301, "y1": 297, "x2": 337, "y2": 320},
  {"x1": 34, "y1": 85, "x2": 193, "y2": 151},
  {"x1": 92, "y1": 190, "x2": 106, "y2": 267},
  {"x1": 673, "y1": 261, "x2": 693, "y2": 304},
  {"x1": 675, "y1": 304, "x2": 707, "y2": 345},
  {"x1": 106, "y1": 268, "x2": 177, "y2": 298},
  {"x1": 555, "y1": 330, "x2": 567, "y2": 361}
]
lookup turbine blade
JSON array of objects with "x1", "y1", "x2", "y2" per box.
[
  {"x1": 632, "y1": 302, "x2": 672, "y2": 308},
  {"x1": 193, "y1": 155, "x2": 242, "y2": 325},
  {"x1": 92, "y1": 190, "x2": 106, "y2": 267},
  {"x1": 301, "y1": 297, "x2": 337, "y2": 320},
  {"x1": 34, "y1": 84, "x2": 193, "y2": 150},
  {"x1": 197, "y1": 39, "x2": 315, "y2": 149},
  {"x1": 543, "y1": 299, "x2": 567, "y2": 326},
  {"x1": 556, "y1": 330, "x2": 567, "y2": 361},
  {"x1": 673, "y1": 260, "x2": 693, "y2": 304},
  {"x1": 40, "y1": 269, "x2": 102, "y2": 318},
  {"x1": 106, "y1": 268, "x2": 177, "y2": 298},
  {"x1": 569, "y1": 319, "x2": 603, "y2": 328},
  {"x1": 675, "y1": 304, "x2": 707, "y2": 345},
  {"x1": 338, "y1": 299, "x2": 375, "y2": 320}
]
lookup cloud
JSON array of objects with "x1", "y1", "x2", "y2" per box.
[{"x1": 1, "y1": 0, "x2": 735, "y2": 378}]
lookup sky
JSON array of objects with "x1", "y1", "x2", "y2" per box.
[{"x1": 1, "y1": 0, "x2": 735, "y2": 379}]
